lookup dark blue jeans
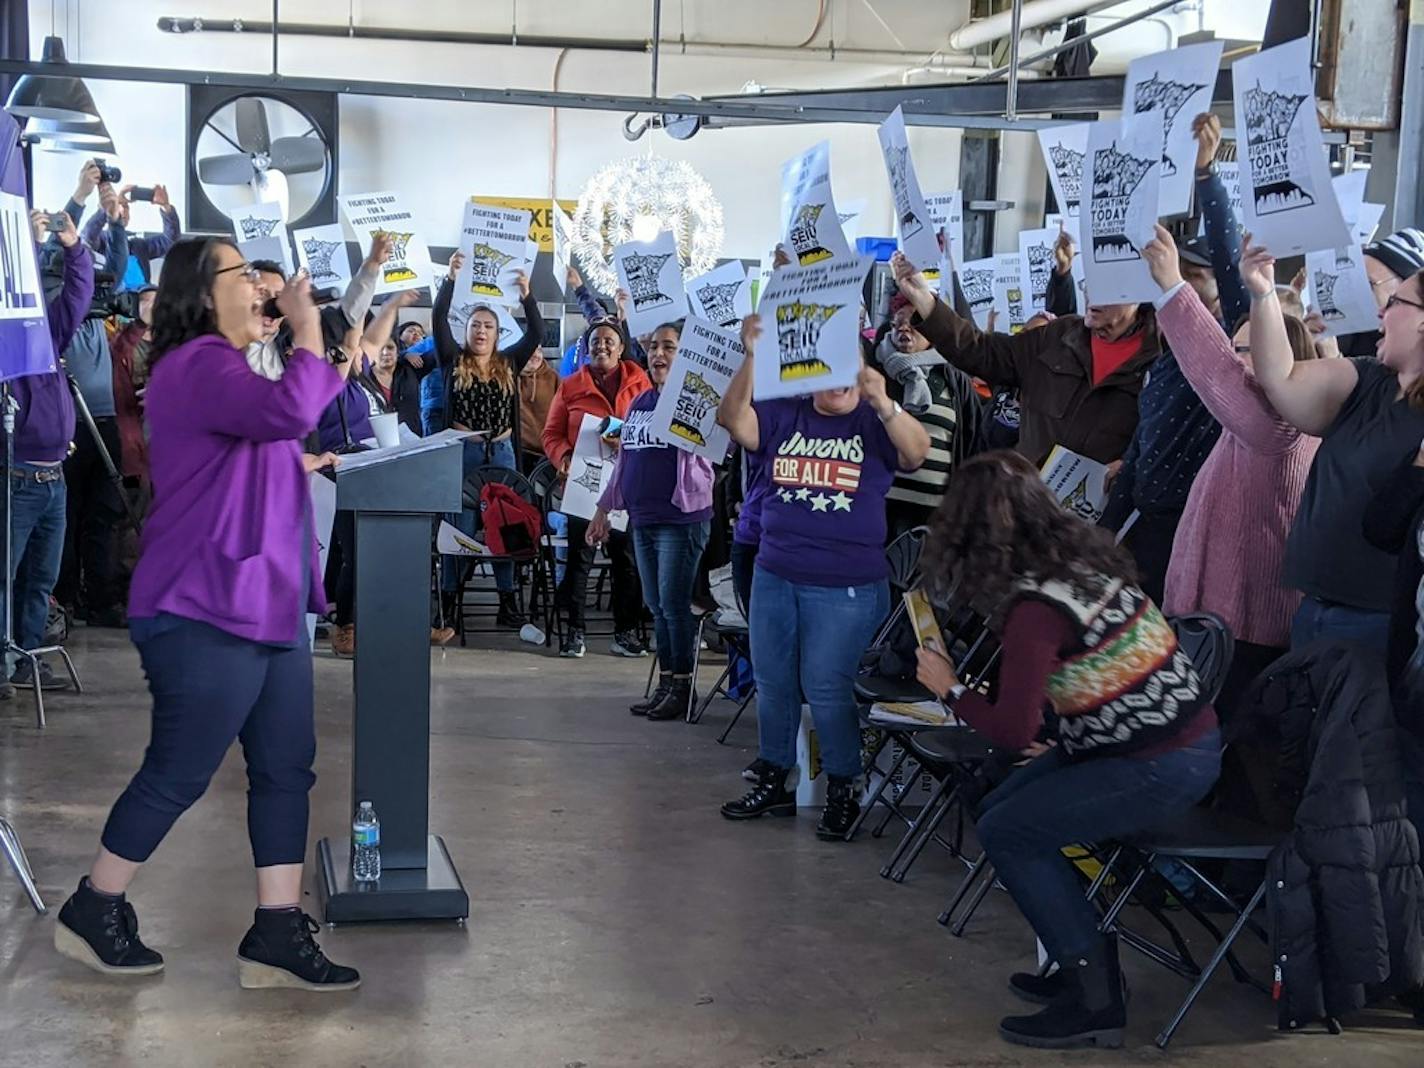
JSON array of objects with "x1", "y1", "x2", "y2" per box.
[
  {"x1": 101, "y1": 619, "x2": 316, "y2": 868},
  {"x1": 1, "y1": 466, "x2": 67, "y2": 651},
  {"x1": 976, "y1": 728, "x2": 1222, "y2": 966},
  {"x1": 750, "y1": 565, "x2": 889, "y2": 779},
  {"x1": 443, "y1": 437, "x2": 516, "y2": 593},
  {"x1": 632, "y1": 521, "x2": 709, "y2": 673},
  {"x1": 1290, "y1": 595, "x2": 1392, "y2": 654}
]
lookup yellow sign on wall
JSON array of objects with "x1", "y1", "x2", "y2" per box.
[{"x1": 471, "y1": 196, "x2": 579, "y2": 252}]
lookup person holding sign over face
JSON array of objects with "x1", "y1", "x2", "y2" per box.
[
  {"x1": 588, "y1": 322, "x2": 716, "y2": 720},
  {"x1": 433, "y1": 250, "x2": 545, "y2": 630},
  {"x1": 716, "y1": 311, "x2": 929, "y2": 840}
]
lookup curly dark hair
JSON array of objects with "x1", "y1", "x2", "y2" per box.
[
  {"x1": 921, "y1": 450, "x2": 1138, "y2": 619},
  {"x1": 148, "y1": 236, "x2": 233, "y2": 366}
]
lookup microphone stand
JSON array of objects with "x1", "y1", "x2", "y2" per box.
[{"x1": 3, "y1": 381, "x2": 84, "y2": 731}]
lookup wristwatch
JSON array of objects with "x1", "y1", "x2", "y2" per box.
[
  {"x1": 326, "y1": 345, "x2": 350, "y2": 366},
  {"x1": 879, "y1": 401, "x2": 904, "y2": 423},
  {"x1": 948, "y1": 683, "x2": 967, "y2": 702}
]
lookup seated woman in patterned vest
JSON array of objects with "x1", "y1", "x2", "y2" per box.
[{"x1": 915, "y1": 450, "x2": 1222, "y2": 1052}]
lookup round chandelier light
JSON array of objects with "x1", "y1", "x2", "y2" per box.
[{"x1": 571, "y1": 155, "x2": 724, "y2": 295}]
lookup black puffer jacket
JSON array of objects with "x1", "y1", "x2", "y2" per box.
[{"x1": 1230, "y1": 643, "x2": 1424, "y2": 1029}]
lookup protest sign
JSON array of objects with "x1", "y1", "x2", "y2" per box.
[
  {"x1": 562, "y1": 412, "x2": 626, "y2": 530},
  {"x1": 0, "y1": 191, "x2": 44, "y2": 326},
  {"x1": 1232, "y1": 38, "x2": 1351, "y2": 255},
  {"x1": 925, "y1": 190, "x2": 966, "y2": 269},
  {"x1": 878, "y1": 107, "x2": 941, "y2": 271},
  {"x1": 994, "y1": 253, "x2": 1026, "y2": 333},
  {"x1": 1041, "y1": 445, "x2": 1112, "y2": 526},
  {"x1": 551, "y1": 201, "x2": 575, "y2": 296},
  {"x1": 753, "y1": 254, "x2": 872, "y2": 400},
  {"x1": 614, "y1": 231, "x2": 688, "y2": 337},
  {"x1": 470, "y1": 195, "x2": 579, "y2": 251},
  {"x1": 1198, "y1": 161, "x2": 1243, "y2": 237},
  {"x1": 1124, "y1": 41, "x2": 1224, "y2": 217},
  {"x1": 648, "y1": 317, "x2": 745, "y2": 461},
  {"x1": 1081, "y1": 116, "x2": 1161, "y2": 305},
  {"x1": 454, "y1": 202, "x2": 531, "y2": 307},
  {"x1": 1038, "y1": 123, "x2": 1090, "y2": 240},
  {"x1": 1017, "y1": 227, "x2": 1059, "y2": 316},
  {"x1": 231, "y1": 201, "x2": 292, "y2": 272},
  {"x1": 292, "y1": 223, "x2": 352, "y2": 292},
  {"x1": 780, "y1": 141, "x2": 853, "y2": 267},
  {"x1": 1307, "y1": 243, "x2": 1379, "y2": 338},
  {"x1": 958, "y1": 257, "x2": 999, "y2": 331},
  {"x1": 837, "y1": 197, "x2": 868, "y2": 245},
  {"x1": 686, "y1": 260, "x2": 752, "y2": 328},
  {"x1": 236, "y1": 236, "x2": 291, "y2": 277},
  {"x1": 339, "y1": 191, "x2": 433, "y2": 294}
]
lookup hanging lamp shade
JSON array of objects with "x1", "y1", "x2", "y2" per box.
[
  {"x1": 5, "y1": 36, "x2": 102, "y2": 124},
  {"x1": 24, "y1": 116, "x2": 113, "y2": 148}
]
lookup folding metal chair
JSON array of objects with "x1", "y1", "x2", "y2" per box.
[
  {"x1": 449, "y1": 465, "x2": 543, "y2": 642},
  {"x1": 0, "y1": 815, "x2": 45, "y2": 914}
]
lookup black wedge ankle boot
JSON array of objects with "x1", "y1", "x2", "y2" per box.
[{"x1": 54, "y1": 877, "x2": 165, "y2": 977}]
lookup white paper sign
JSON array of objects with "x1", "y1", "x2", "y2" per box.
[
  {"x1": 753, "y1": 254, "x2": 873, "y2": 400},
  {"x1": 924, "y1": 191, "x2": 966, "y2": 270},
  {"x1": 563, "y1": 412, "x2": 626, "y2": 529},
  {"x1": 1356, "y1": 203, "x2": 1385, "y2": 246},
  {"x1": 338, "y1": 191, "x2": 433, "y2": 295},
  {"x1": 1198, "y1": 161, "x2": 1243, "y2": 237},
  {"x1": 1233, "y1": 38, "x2": 1351, "y2": 256},
  {"x1": 1307, "y1": 243, "x2": 1379, "y2": 337},
  {"x1": 780, "y1": 141, "x2": 853, "y2": 267},
  {"x1": 437, "y1": 519, "x2": 489, "y2": 557},
  {"x1": 453, "y1": 202, "x2": 531, "y2": 308},
  {"x1": 1082, "y1": 117, "x2": 1162, "y2": 305},
  {"x1": 231, "y1": 201, "x2": 291, "y2": 271},
  {"x1": 1017, "y1": 228, "x2": 1059, "y2": 316},
  {"x1": 1041, "y1": 445, "x2": 1111, "y2": 525},
  {"x1": 877, "y1": 107, "x2": 941, "y2": 271},
  {"x1": 1124, "y1": 41, "x2": 1225, "y2": 217},
  {"x1": 1039, "y1": 123, "x2": 1090, "y2": 240},
  {"x1": 551, "y1": 201, "x2": 575, "y2": 296},
  {"x1": 958, "y1": 257, "x2": 999, "y2": 331},
  {"x1": 236, "y1": 236, "x2": 291, "y2": 278},
  {"x1": 686, "y1": 260, "x2": 752, "y2": 328},
  {"x1": 613, "y1": 231, "x2": 688, "y2": 338},
  {"x1": 648, "y1": 316, "x2": 745, "y2": 461},
  {"x1": 291, "y1": 223, "x2": 352, "y2": 292},
  {"x1": 0, "y1": 192, "x2": 44, "y2": 321},
  {"x1": 995, "y1": 253, "x2": 1026, "y2": 333},
  {"x1": 837, "y1": 197, "x2": 868, "y2": 244}
]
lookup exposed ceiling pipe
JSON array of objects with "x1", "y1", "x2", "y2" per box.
[
  {"x1": 155, "y1": 16, "x2": 983, "y2": 67},
  {"x1": 946, "y1": 0, "x2": 1118, "y2": 53}
]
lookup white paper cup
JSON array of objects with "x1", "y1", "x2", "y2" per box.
[{"x1": 370, "y1": 412, "x2": 400, "y2": 449}]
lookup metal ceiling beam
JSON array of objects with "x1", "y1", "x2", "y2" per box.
[{"x1": 0, "y1": 58, "x2": 1071, "y2": 131}]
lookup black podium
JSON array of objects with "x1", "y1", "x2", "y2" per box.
[{"x1": 315, "y1": 434, "x2": 469, "y2": 922}]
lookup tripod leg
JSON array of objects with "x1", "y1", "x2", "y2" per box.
[{"x1": 0, "y1": 817, "x2": 47, "y2": 914}]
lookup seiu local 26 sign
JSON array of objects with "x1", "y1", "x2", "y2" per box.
[{"x1": 471, "y1": 196, "x2": 579, "y2": 252}]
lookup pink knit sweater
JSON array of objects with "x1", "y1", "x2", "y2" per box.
[{"x1": 1158, "y1": 286, "x2": 1320, "y2": 648}]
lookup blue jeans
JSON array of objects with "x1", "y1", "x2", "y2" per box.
[
  {"x1": 1, "y1": 466, "x2": 67, "y2": 651},
  {"x1": 443, "y1": 437, "x2": 516, "y2": 593},
  {"x1": 976, "y1": 728, "x2": 1222, "y2": 966},
  {"x1": 102, "y1": 618, "x2": 316, "y2": 867},
  {"x1": 632, "y1": 521, "x2": 709, "y2": 674},
  {"x1": 1290, "y1": 595, "x2": 1391, "y2": 654},
  {"x1": 750, "y1": 565, "x2": 889, "y2": 779}
]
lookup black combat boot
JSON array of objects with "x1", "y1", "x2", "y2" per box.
[{"x1": 720, "y1": 762, "x2": 796, "y2": 820}]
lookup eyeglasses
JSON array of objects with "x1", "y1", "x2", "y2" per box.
[
  {"x1": 1384, "y1": 293, "x2": 1424, "y2": 313},
  {"x1": 215, "y1": 262, "x2": 260, "y2": 284}
]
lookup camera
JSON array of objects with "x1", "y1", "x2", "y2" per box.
[
  {"x1": 44, "y1": 213, "x2": 68, "y2": 233},
  {"x1": 85, "y1": 272, "x2": 140, "y2": 321},
  {"x1": 127, "y1": 186, "x2": 154, "y2": 202},
  {"x1": 93, "y1": 159, "x2": 122, "y2": 184}
]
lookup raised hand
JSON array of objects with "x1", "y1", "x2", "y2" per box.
[
  {"x1": 152, "y1": 184, "x2": 172, "y2": 210},
  {"x1": 515, "y1": 270, "x2": 531, "y2": 299},
  {"x1": 772, "y1": 244, "x2": 792, "y2": 270},
  {"x1": 1238, "y1": 233, "x2": 1276, "y2": 299},
  {"x1": 366, "y1": 231, "x2": 395, "y2": 268},
  {"x1": 1142, "y1": 224, "x2": 1184, "y2": 293},
  {"x1": 891, "y1": 251, "x2": 935, "y2": 317},
  {"x1": 858, "y1": 363, "x2": 894, "y2": 418},
  {"x1": 565, "y1": 264, "x2": 583, "y2": 290},
  {"x1": 739, "y1": 312, "x2": 762, "y2": 358},
  {"x1": 447, "y1": 250, "x2": 465, "y2": 280},
  {"x1": 1052, "y1": 225, "x2": 1075, "y2": 277},
  {"x1": 1192, "y1": 112, "x2": 1222, "y2": 172},
  {"x1": 73, "y1": 160, "x2": 101, "y2": 203}
]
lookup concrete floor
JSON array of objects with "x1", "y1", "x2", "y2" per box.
[{"x1": 1, "y1": 626, "x2": 1421, "y2": 1068}]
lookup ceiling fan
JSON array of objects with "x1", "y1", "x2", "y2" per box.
[{"x1": 195, "y1": 95, "x2": 329, "y2": 222}]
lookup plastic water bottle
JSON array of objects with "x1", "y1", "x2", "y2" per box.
[{"x1": 352, "y1": 800, "x2": 381, "y2": 882}]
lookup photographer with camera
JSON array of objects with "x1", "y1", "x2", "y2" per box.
[
  {"x1": 51, "y1": 166, "x2": 134, "y2": 636},
  {"x1": 80, "y1": 170, "x2": 180, "y2": 289},
  {"x1": 0, "y1": 210, "x2": 95, "y2": 700}
]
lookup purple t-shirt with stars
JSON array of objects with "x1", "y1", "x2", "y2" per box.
[{"x1": 752, "y1": 397, "x2": 899, "y2": 587}]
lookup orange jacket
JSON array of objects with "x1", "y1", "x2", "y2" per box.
[{"x1": 542, "y1": 360, "x2": 652, "y2": 470}]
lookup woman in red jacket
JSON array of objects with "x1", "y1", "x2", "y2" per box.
[{"x1": 542, "y1": 319, "x2": 651, "y2": 658}]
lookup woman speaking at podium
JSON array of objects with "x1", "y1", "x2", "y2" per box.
[{"x1": 53, "y1": 237, "x2": 363, "y2": 992}]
